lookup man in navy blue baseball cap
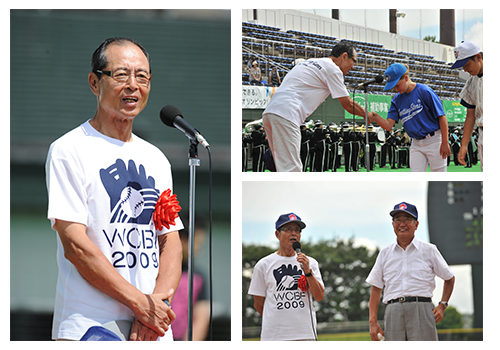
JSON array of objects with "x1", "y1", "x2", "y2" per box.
[
  {"x1": 389, "y1": 202, "x2": 418, "y2": 220},
  {"x1": 247, "y1": 212, "x2": 325, "y2": 340},
  {"x1": 275, "y1": 212, "x2": 306, "y2": 231},
  {"x1": 366, "y1": 201, "x2": 455, "y2": 341}
]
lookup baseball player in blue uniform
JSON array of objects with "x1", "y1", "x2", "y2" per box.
[{"x1": 372, "y1": 63, "x2": 451, "y2": 172}]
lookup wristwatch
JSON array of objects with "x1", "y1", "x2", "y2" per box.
[
  {"x1": 438, "y1": 301, "x2": 448, "y2": 308},
  {"x1": 305, "y1": 270, "x2": 313, "y2": 277}
]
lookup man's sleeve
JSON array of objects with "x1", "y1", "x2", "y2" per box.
[
  {"x1": 248, "y1": 262, "x2": 266, "y2": 297},
  {"x1": 459, "y1": 78, "x2": 476, "y2": 108},
  {"x1": 431, "y1": 245, "x2": 455, "y2": 280},
  {"x1": 46, "y1": 142, "x2": 88, "y2": 228},
  {"x1": 365, "y1": 253, "x2": 384, "y2": 289}
]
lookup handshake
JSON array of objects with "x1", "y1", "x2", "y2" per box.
[{"x1": 367, "y1": 111, "x2": 382, "y2": 125}]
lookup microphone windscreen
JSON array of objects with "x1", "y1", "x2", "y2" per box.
[
  {"x1": 375, "y1": 75, "x2": 384, "y2": 83},
  {"x1": 160, "y1": 105, "x2": 183, "y2": 128},
  {"x1": 292, "y1": 241, "x2": 301, "y2": 252}
]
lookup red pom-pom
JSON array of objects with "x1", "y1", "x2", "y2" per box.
[
  {"x1": 153, "y1": 189, "x2": 181, "y2": 231},
  {"x1": 298, "y1": 274, "x2": 308, "y2": 292}
]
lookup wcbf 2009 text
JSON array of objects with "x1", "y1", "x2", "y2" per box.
[
  {"x1": 112, "y1": 251, "x2": 158, "y2": 269},
  {"x1": 273, "y1": 291, "x2": 306, "y2": 310}
]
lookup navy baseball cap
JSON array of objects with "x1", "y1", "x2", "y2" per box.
[
  {"x1": 275, "y1": 213, "x2": 306, "y2": 231},
  {"x1": 389, "y1": 202, "x2": 418, "y2": 220},
  {"x1": 383, "y1": 63, "x2": 407, "y2": 91}
]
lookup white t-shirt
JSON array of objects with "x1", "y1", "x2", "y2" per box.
[
  {"x1": 365, "y1": 238, "x2": 454, "y2": 304},
  {"x1": 263, "y1": 57, "x2": 349, "y2": 127},
  {"x1": 46, "y1": 120, "x2": 183, "y2": 340},
  {"x1": 248, "y1": 252, "x2": 324, "y2": 341}
]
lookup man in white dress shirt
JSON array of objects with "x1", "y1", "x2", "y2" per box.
[{"x1": 366, "y1": 202, "x2": 455, "y2": 341}]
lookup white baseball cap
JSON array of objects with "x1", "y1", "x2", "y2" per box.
[{"x1": 451, "y1": 41, "x2": 481, "y2": 68}]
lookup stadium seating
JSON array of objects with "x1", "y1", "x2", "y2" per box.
[{"x1": 242, "y1": 21, "x2": 462, "y2": 99}]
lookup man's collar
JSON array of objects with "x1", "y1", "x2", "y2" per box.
[{"x1": 394, "y1": 237, "x2": 419, "y2": 250}]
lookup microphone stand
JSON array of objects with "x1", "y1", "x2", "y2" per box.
[
  {"x1": 187, "y1": 139, "x2": 199, "y2": 341},
  {"x1": 351, "y1": 84, "x2": 370, "y2": 172},
  {"x1": 362, "y1": 84, "x2": 370, "y2": 172}
]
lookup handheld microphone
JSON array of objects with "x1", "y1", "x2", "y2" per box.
[
  {"x1": 354, "y1": 75, "x2": 384, "y2": 88},
  {"x1": 293, "y1": 241, "x2": 305, "y2": 270},
  {"x1": 292, "y1": 241, "x2": 301, "y2": 254},
  {"x1": 159, "y1": 105, "x2": 210, "y2": 148}
]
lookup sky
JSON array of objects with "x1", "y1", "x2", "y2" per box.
[
  {"x1": 301, "y1": 9, "x2": 483, "y2": 49},
  {"x1": 241, "y1": 180, "x2": 483, "y2": 315}
]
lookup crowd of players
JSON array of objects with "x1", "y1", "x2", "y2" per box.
[{"x1": 242, "y1": 120, "x2": 480, "y2": 172}]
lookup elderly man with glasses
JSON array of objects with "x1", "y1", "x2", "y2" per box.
[
  {"x1": 248, "y1": 213, "x2": 325, "y2": 341},
  {"x1": 46, "y1": 37, "x2": 183, "y2": 341},
  {"x1": 366, "y1": 202, "x2": 455, "y2": 341}
]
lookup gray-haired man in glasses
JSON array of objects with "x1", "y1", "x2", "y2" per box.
[
  {"x1": 46, "y1": 37, "x2": 183, "y2": 341},
  {"x1": 366, "y1": 202, "x2": 455, "y2": 341}
]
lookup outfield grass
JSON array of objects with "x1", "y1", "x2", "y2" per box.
[
  {"x1": 309, "y1": 162, "x2": 481, "y2": 172},
  {"x1": 244, "y1": 328, "x2": 483, "y2": 341},
  {"x1": 250, "y1": 162, "x2": 482, "y2": 173},
  {"x1": 243, "y1": 332, "x2": 371, "y2": 341}
]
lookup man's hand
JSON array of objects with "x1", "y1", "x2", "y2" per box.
[
  {"x1": 369, "y1": 322, "x2": 384, "y2": 341},
  {"x1": 129, "y1": 319, "x2": 161, "y2": 341},
  {"x1": 296, "y1": 252, "x2": 310, "y2": 274},
  {"x1": 367, "y1": 111, "x2": 378, "y2": 124},
  {"x1": 433, "y1": 303, "x2": 446, "y2": 323},
  {"x1": 131, "y1": 290, "x2": 176, "y2": 339}
]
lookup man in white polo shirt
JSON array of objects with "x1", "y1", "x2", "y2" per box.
[{"x1": 366, "y1": 202, "x2": 455, "y2": 341}]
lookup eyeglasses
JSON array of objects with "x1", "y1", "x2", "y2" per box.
[
  {"x1": 95, "y1": 69, "x2": 151, "y2": 86},
  {"x1": 393, "y1": 217, "x2": 416, "y2": 224},
  {"x1": 280, "y1": 226, "x2": 301, "y2": 233}
]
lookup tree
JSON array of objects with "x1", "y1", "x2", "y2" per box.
[
  {"x1": 423, "y1": 35, "x2": 438, "y2": 43},
  {"x1": 308, "y1": 238, "x2": 379, "y2": 322}
]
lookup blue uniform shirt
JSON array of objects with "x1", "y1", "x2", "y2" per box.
[{"x1": 387, "y1": 83, "x2": 445, "y2": 139}]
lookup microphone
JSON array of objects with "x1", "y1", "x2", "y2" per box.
[
  {"x1": 354, "y1": 75, "x2": 384, "y2": 88},
  {"x1": 293, "y1": 241, "x2": 301, "y2": 254},
  {"x1": 160, "y1": 105, "x2": 210, "y2": 148},
  {"x1": 293, "y1": 241, "x2": 303, "y2": 269}
]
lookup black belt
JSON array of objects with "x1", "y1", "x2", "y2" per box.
[
  {"x1": 388, "y1": 296, "x2": 432, "y2": 304},
  {"x1": 415, "y1": 131, "x2": 435, "y2": 140}
]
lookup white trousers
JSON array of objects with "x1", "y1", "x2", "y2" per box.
[{"x1": 410, "y1": 130, "x2": 447, "y2": 172}]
